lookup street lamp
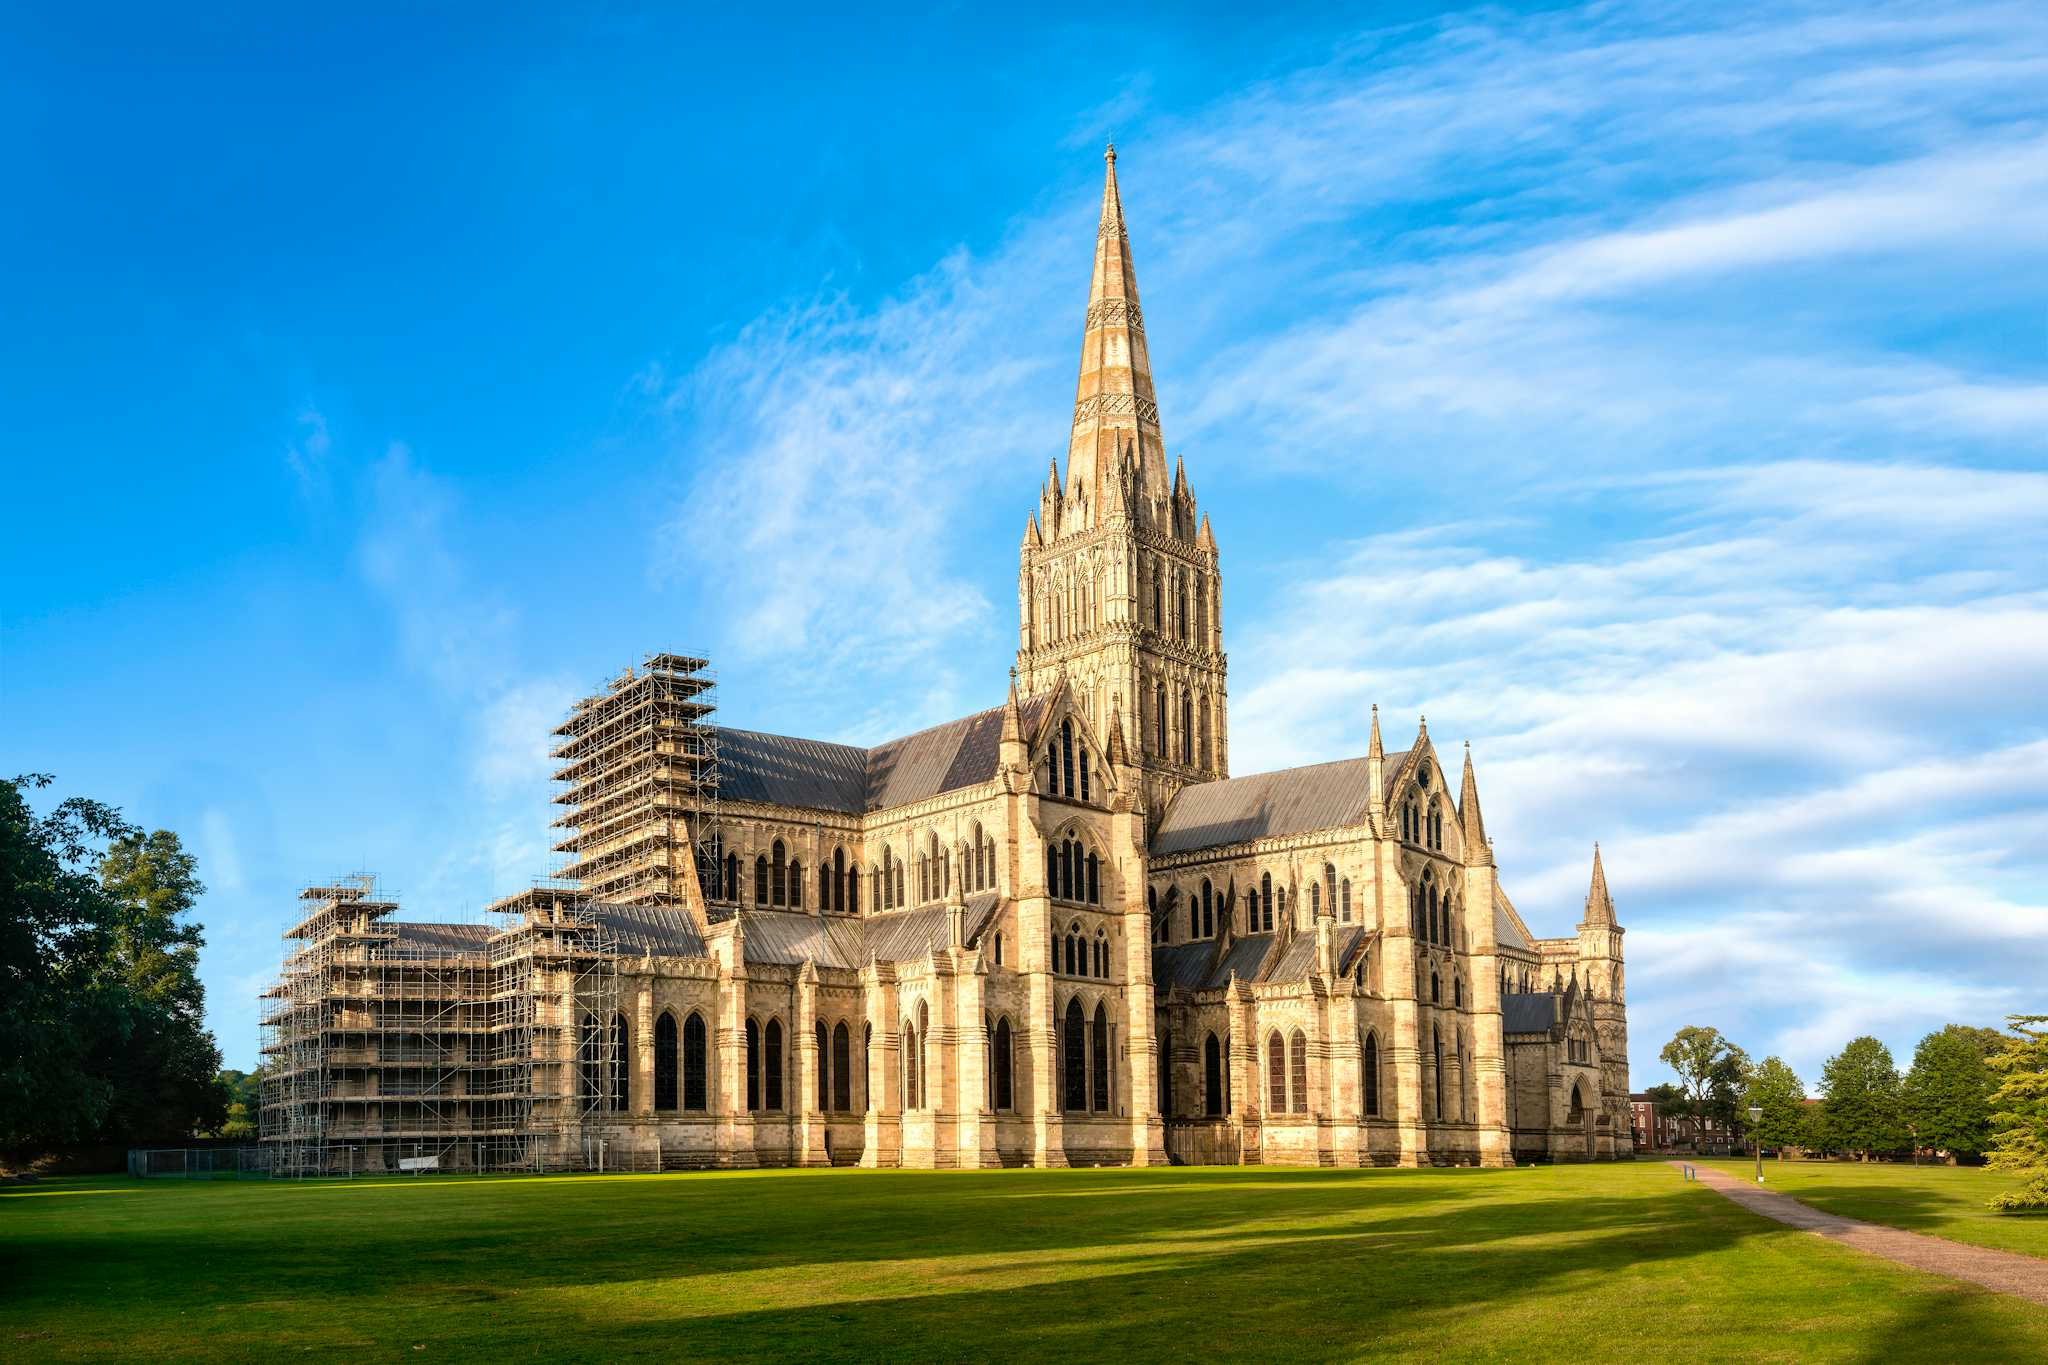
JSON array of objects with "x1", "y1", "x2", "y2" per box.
[{"x1": 1748, "y1": 1105, "x2": 1763, "y2": 1184}]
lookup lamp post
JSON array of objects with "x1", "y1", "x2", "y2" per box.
[{"x1": 1748, "y1": 1104, "x2": 1763, "y2": 1183}]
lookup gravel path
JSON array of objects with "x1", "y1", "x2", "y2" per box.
[{"x1": 1672, "y1": 1160, "x2": 2048, "y2": 1307}]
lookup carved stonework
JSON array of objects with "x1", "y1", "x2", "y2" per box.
[
  {"x1": 1085, "y1": 299, "x2": 1144, "y2": 332},
  {"x1": 1073, "y1": 393, "x2": 1160, "y2": 425}
]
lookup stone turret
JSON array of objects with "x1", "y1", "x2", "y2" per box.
[{"x1": 1576, "y1": 845, "x2": 1631, "y2": 1156}]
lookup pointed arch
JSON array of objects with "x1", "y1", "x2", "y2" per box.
[
  {"x1": 1288, "y1": 1029, "x2": 1309, "y2": 1115},
  {"x1": 993, "y1": 1015, "x2": 1014, "y2": 1111},
  {"x1": 745, "y1": 1017, "x2": 760, "y2": 1111},
  {"x1": 771, "y1": 839, "x2": 787, "y2": 906},
  {"x1": 1091, "y1": 1000, "x2": 1111, "y2": 1112},
  {"x1": 1204, "y1": 1032, "x2": 1224, "y2": 1116},
  {"x1": 682, "y1": 1011, "x2": 708, "y2": 1111},
  {"x1": 1062, "y1": 997, "x2": 1087, "y2": 1111},
  {"x1": 764, "y1": 1017, "x2": 784, "y2": 1111},
  {"x1": 609, "y1": 1012, "x2": 630, "y2": 1112},
  {"x1": 1362, "y1": 1030, "x2": 1381, "y2": 1118},
  {"x1": 832, "y1": 1021, "x2": 852, "y2": 1111},
  {"x1": 1266, "y1": 1032, "x2": 1286, "y2": 1113},
  {"x1": 653, "y1": 1010, "x2": 678, "y2": 1112}
]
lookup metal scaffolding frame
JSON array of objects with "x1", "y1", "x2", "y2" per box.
[{"x1": 259, "y1": 652, "x2": 719, "y2": 1176}]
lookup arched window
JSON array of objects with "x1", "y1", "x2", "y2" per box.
[
  {"x1": 833, "y1": 847, "x2": 847, "y2": 912},
  {"x1": 972, "y1": 824, "x2": 985, "y2": 890},
  {"x1": 683, "y1": 1012, "x2": 708, "y2": 1111},
  {"x1": 1262, "y1": 872, "x2": 1274, "y2": 931},
  {"x1": 723, "y1": 851, "x2": 738, "y2": 903},
  {"x1": 902, "y1": 1022, "x2": 919, "y2": 1110},
  {"x1": 1276, "y1": 888, "x2": 1286, "y2": 926},
  {"x1": 1063, "y1": 839, "x2": 1077, "y2": 901},
  {"x1": 1087, "y1": 852, "x2": 1100, "y2": 904},
  {"x1": 1187, "y1": 888, "x2": 1199, "y2": 940},
  {"x1": 1065, "y1": 932, "x2": 1079, "y2": 976},
  {"x1": 1341, "y1": 878, "x2": 1352, "y2": 923},
  {"x1": 790, "y1": 859, "x2": 803, "y2": 909},
  {"x1": 1454, "y1": 976, "x2": 1463, "y2": 1008},
  {"x1": 814, "y1": 1021, "x2": 829, "y2": 1111},
  {"x1": 1363, "y1": 1031, "x2": 1381, "y2": 1117},
  {"x1": 1433, "y1": 1027, "x2": 1444, "y2": 1120},
  {"x1": 1159, "y1": 1029, "x2": 1173, "y2": 1116},
  {"x1": 1204, "y1": 1033, "x2": 1223, "y2": 1116},
  {"x1": 754, "y1": 855, "x2": 770, "y2": 906},
  {"x1": 895, "y1": 859, "x2": 905, "y2": 908},
  {"x1": 916, "y1": 1001, "x2": 929, "y2": 1110},
  {"x1": 771, "y1": 840, "x2": 786, "y2": 906},
  {"x1": 1080, "y1": 747, "x2": 1091, "y2": 802},
  {"x1": 1179, "y1": 691, "x2": 1193, "y2": 763},
  {"x1": 1432, "y1": 972, "x2": 1441, "y2": 1004},
  {"x1": 993, "y1": 1016, "x2": 1013, "y2": 1111},
  {"x1": 847, "y1": 862, "x2": 860, "y2": 913},
  {"x1": 1200, "y1": 879, "x2": 1213, "y2": 938},
  {"x1": 1154, "y1": 680, "x2": 1167, "y2": 755},
  {"x1": 832, "y1": 1022, "x2": 852, "y2": 1111},
  {"x1": 994, "y1": 932, "x2": 1004, "y2": 967},
  {"x1": 654, "y1": 1012, "x2": 678, "y2": 1112},
  {"x1": 764, "y1": 1018, "x2": 784, "y2": 1111},
  {"x1": 745, "y1": 1018, "x2": 760, "y2": 1111},
  {"x1": 1091, "y1": 1001, "x2": 1111, "y2": 1112},
  {"x1": 1062, "y1": 997, "x2": 1087, "y2": 1111},
  {"x1": 610, "y1": 1013, "x2": 630, "y2": 1112},
  {"x1": 1309, "y1": 883, "x2": 1320, "y2": 916},
  {"x1": 1267, "y1": 1032, "x2": 1286, "y2": 1113},
  {"x1": 1289, "y1": 1030, "x2": 1309, "y2": 1115},
  {"x1": 1062, "y1": 720, "x2": 1076, "y2": 798}
]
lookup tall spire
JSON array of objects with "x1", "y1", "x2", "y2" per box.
[
  {"x1": 1067, "y1": 143, "x2": 1168, "y2": 499},
  {"x1": 1459, "y1": 742, "x2": 1492, "y2": 866},
  {"x1": 1583, "y1": 844, "x2": 1615, "y2": 926}
]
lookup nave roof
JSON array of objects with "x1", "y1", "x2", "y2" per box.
[
  {"x1": 1151, "y1": 752, "x2": 1412, "y2": 856},
  {"x1": 717, "y1": 694, "x2": 1053, "y2": 816}
]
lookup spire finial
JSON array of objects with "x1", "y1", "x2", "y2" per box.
[
  {"x1": 1105, "y1": 139, "x2": 1116, "y2": 164},
  {"x1": 1583, "y1": 843, "x2": 1615, "y2": 927}
]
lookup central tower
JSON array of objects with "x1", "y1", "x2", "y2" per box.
[{"x1": 1017, "y1": 146, "x2": 1228, "y2": 818}]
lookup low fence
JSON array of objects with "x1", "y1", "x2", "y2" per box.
[{"x1": 127, "y1": 1147, "x2": 275, "y2": 1179}]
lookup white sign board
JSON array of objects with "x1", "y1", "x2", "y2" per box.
[{"x1": 398, "y1": 1155, "x2": 440, "y2": 1172}]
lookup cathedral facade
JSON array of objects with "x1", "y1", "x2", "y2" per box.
[{"x1": 264, "y1": 148, "x2": 1630, "y2": 1173}]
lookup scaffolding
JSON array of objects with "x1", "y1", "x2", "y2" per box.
[
  {"x1": 259, "y1": 878, "x2": 622, "y2": 1176},
  {"x1": 259, "y1": 651, "x2": 719, "y2": 1176},
  {"x1": 549, "y1": 653, "x2": 722, "y2": 916}
]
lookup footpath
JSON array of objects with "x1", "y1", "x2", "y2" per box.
[{"x1": 1671, "y1": 1160, "x2": 2048, "y2": 1307}]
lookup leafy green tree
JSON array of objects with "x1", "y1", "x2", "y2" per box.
[
  {"x1": 1985, "y1": 1015, "x2": 2048, "y2": 1212},
  {"x1": 1, "y1": 775, "x2": 129, "y2": 1152},
  {"x1": 94, "y1": 829, "x2": 224, "y2": 1140},
  {"x1": 1658, "y1": 1026, "x2": 1749, "y2": 1147},
  {"x1": 0, "y1": 776, "x2": 224, "y2": 1158},
  {"x1": 1743, "y1": 1056, "x2": 1809, "y2": 1154},
  {"x1": 1903, "y1": 1025, "x2": 2002, "y2": 1161},
  {"x1": 1820, "y1": 1036, "x2": 1906, "y2": 1159}
]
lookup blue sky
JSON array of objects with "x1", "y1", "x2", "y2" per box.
[{"x1": 4, "y1": 1, "x2": 2044, "y2": 1086}]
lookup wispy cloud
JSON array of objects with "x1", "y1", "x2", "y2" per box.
[{"x1": 642, "y1": 0, "x2": 2048, "y2": 1080}]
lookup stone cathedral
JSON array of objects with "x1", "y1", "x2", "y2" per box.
[{"x1": 265, "y1": 146, "x2": 1631, "y2": 1173}]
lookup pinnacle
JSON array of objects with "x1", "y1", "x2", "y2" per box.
[
  {"x1": 1368, "y1": 703, "x2": 1384, "y2": 760},
  {"x1": 1583, "y1": 843, "x2": 1615, "y2": 926}
]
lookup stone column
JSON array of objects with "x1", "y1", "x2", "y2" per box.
[
  {"x1": 794, "y1": 961, "x2": 828, "y2": 1167},
  {"x1": 712, "y1": 922, "x2": 757, "y2": 1168},
  {"x1": 858, "y1": 963, "x2": 902, "y2": 1168}
]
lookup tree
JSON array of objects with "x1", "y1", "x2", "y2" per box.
[
  {"x1": 1985, "y1": 1015, "x2": 2048, "y2": 1213},
  {"x1": 1743, "y1": 1056, "x2": 1810, "y2": 1154},
  {"x1": 94, "y1": 829, "x2": 224, "y2": 1141},
  {"x1": 1658, "y1": 1026, "x2": 1749, "y2": 1147},
  {"x1": 0, "y1": 775, "x2": 224, "y2": 1159},
  {"x1": 1, "y1": 775, "x2": 130, "y2": 1152},
  {"x1": 1903, "y1": 1025, "x2": 2002, "y2": 1162},
  {"x1": 1820, "y1": 1036, "x2": 1906, "y2": 1159}
]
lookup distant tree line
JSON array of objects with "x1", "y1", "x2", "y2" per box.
[
  {"x1": 1646, "y1": 1018, "x2": 2048, "y2": 1213},
  {"x1": 2, "y1": 774, "x2": 234, "y2": 1164}
]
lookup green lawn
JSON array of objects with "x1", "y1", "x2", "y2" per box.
[
  {"x1": 5, "y1": 1163, "x2": 2046, "y2": 1362},
  {"x1": 1700, "y1": 1157, "x2": 2048, "y2": 1259}
]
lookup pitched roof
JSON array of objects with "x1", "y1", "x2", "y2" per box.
[
  {"x1": 1153, "y1": 753, "x2": 1406, "y2": 856},
  {"x1": 388, "y1": 921, "x2": 492, "y2": 955},
  {"x1": 590, "y1": 902, "x2": 707, "y2": 958},
  {"x1": 717, "y1": 697, "x2": 1051, "y2": 817},
  {"x1": 1502, "y1": 992, "x2": 1560, "y2": 1034},
  {"x1": 740, "y1": 892, "x2": 1002, "y2": 970}
]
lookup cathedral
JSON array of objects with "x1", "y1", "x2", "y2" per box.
[{"x1": 262, "y1": 147, "x2": 1630, "y2": 1173}]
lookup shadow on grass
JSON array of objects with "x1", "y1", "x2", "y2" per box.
[{"x1": 7, "y1": 1167, "x2": 2045, "y2": 1362}]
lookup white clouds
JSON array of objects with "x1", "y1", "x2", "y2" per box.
[
  {"x1": 642, "y1": 1, "x2": 2047, "y2": 1081},
  {"x1": 1231, "y1": 458, "x2": 2048, "y2": 1079}
]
